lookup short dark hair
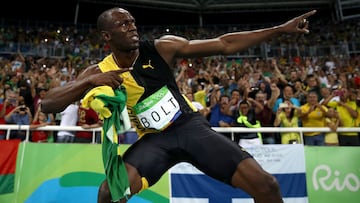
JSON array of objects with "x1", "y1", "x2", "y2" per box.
[{"x1": 239, "y1": 100, "x2": 249, "y2": 106}]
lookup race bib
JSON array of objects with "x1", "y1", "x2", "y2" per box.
[{"x1": 133, "y1": 86, "x2": 182, "y2": 130}]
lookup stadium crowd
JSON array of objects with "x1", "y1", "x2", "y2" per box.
[{"x1": 0, "y1": 17, "x2": 359, "y2": 146}]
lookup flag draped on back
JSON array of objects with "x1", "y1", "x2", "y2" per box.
[{"x1": 82, "y1": 85, "x2": 131, "y2": 201}]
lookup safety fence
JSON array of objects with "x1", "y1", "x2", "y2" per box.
[{"x1": 1, "y1": 124, "x2": 359, "y2": 144}]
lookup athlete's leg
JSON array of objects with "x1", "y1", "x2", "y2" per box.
[
  {"x1": 97, "y1": 128, "x2": 177, "y2": 203},
  {"x1": 231, "y1": 158, "x2": 283, "y2": 203},
  {"x1": 98, "y1": 163, "x2": 143, "y2": 203},
  {"x1": 178, "y1": 113, "x2": 283, "y2": 203},
  {"x1": 98, "y1": 180, "x2": 112, "y2": 203}
]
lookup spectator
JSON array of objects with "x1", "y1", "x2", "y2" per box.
[
  {"x1": 33, "y1": 87, "x2": 48, "y2": 113},
  {"x1": 287, "y1": 70, "x2": 300, "y2": 88},
  {"x1": 228, "y1": 88, "x2": 242, "y2": 113},
  {"x1": 272, "y1": 85, "x2": 300, "y2": 113},
  {"x1": 185, "y1": 91, "x2": 210, "y2": 117},
  {"x1": 193, "y1": 83, "x2": 208, "y2": 110},
  {"x1": 293, "y1": 80, "x2": 307, "y2": 105},
  {"x1": 30, "y1": 108, "x2": 53, "y2": 142},
  {"x1": 326, "y1": 73, "x2": 341, "y2": 90},
  {"x1": 305, "y1": 74, "x2": 321, "y2": 100},
  {"x1": 327, "y1": 88, "x2": 359, "y2": 146},
  {"x1": 208, "y1": 92, "x2": 234, "y2": 140},
  {"x1": 317, "y1": 68, "x2": 329, "y2": 87},
  {"x1": 209, "y1": 93, "x2": 234, "y2": 127},
  {"x1": 3, "y1": 74, "x2": 19, "y2": 92},
  {"x1": 298, "y1": 91, "x2": 329, "y2": 146},
  {"x1": 254, "y1": 89, "x2": 278, "y2": 144},
  {"x1": 319, "y1": 85, "x2": 340, "y2": 106},
  {"x1": 57, "y1": 102, "x2": 79, "y2": 143},
  {"x1": 10, "y1": 53, "x2": 25, "y2": 74},
  {"x1": 75, "y1": 103, "x2": 102, "y2": 143},
  {"x1": 258, "y1": 80, "x2": 272, "y2": 100},
  {"x1": 18, "y1": 79, "x2": 34, "y2": 114},
  {"x1": 270, "y1": 58, "x2": 288, "y2": 86},
  {"x1": 324, "y1": 107, "x2": 341, "y2": 146},
  {"x1": 175, "y1": 62, "x2": 190, "y2": 94},
  {"x1": 273, "y1": 100, "x2": 301, "y2": 144},
  {"x1": 232, "y1": 99, "x2": 263, "y2": 147},
  {"x1": 0, "y1": 90, "x2": 18, "y2": 139},
  {"x1": 5, "y1": 104, "x2": 32, "y2": 141}
]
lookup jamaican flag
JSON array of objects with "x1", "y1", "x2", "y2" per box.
[{"x1": 82, "y1": 85, "x2": 131, "y2": 202}]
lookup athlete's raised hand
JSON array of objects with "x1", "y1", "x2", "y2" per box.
[{"x1": 279, "y1": 10, "x2": 317, "y2": 34}]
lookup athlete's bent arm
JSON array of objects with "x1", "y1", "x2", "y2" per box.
[{"x1": 41, "y1": 65, "x2": 131, "y2": 113}]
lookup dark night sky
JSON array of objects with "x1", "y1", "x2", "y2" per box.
[{"x1": 2, "y1": 1, "x2": 333, "y2": 26}]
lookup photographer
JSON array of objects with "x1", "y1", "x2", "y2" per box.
[
  {"x1": 5, "y1": 104, "x2": 32, "y2": 141},
  {"x1": 0, "y1": 90, "x2": 19, "y2": 139},
  {"x1": 273, "y1": 100, "x2": 301, "y2": 144}
]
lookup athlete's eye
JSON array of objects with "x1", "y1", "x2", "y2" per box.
[{"x1": 116, "y1": 20, "x2": 136, "y2": 32}]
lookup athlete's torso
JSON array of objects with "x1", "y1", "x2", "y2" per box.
[{"x1": 98, "y1": 40, "x2": 195, "y2": 136}]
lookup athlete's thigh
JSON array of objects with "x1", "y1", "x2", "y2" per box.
[
  {"x1": 178, "y1": 115, "x2": 252, "y2": 184},
  {"x1": 123, "y1": 131, "x2": 177, "y2": 186}
]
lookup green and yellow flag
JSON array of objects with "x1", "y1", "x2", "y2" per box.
[{"x1": 82, "y1": 85, "x2": 131, "y2": 201}]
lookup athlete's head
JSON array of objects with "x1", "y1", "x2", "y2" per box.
[{"x1": 97, "y1": 7, "x2": 140, "y2": 52}]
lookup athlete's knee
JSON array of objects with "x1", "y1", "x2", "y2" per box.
[
  {"x1": 98, "y1": 180, "x2": 113, "y2": 203},
  {"x1": 251, "y1": 173, "x2": 283, "y2": 203},
  {"x1": 232, "y1": 158, "x2": 281, "y2": 199},
  {"x1": 97, "y1": 164, "x2": 146, "y2": 203},
  {"x1": 125, "y1": 163, "x2": 146, "y2": 194},
  {"x1": 256, "y1": 173, "x2": 281, "y2": 196},
  {"x1": 98, "y1": 180, "x2": 126, "y2": 203}
]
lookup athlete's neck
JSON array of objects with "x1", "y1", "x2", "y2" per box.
[{"x1": 112, "y1": 51, "x2": 139, "y2": 68}]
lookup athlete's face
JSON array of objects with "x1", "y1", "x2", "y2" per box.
[{"x1": 107, "y1": 9, "x2": 139, "y2": 51}]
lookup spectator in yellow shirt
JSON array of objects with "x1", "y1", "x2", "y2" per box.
[
  {"x1": 327, "y1": 88, "x2": 359, "y2": 146},
  {"x1": 324, "y1": 107, "x2": 342, "y2": 146},
  {"x1": 298, "y1": 91, "x2": 329, "y2": 145},
  {"x1": 274, "y1": 100, "x2": 301, "y2": 144}
]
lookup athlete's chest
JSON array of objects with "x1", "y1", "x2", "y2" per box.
[{"x1": 121, "y1": 55, "x2": 175, "y2": 107}]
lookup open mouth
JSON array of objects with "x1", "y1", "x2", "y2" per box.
[{"x1": 130, "y1": 33, "x2": 139, "y2": 42}]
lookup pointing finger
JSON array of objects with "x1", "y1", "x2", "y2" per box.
[{"x1": 301, "y1": 10, "x2": 317, "y2": 19}]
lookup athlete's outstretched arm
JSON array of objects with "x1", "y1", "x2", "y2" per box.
[
  {"x1": 41, "y1": 65, "x2": 132, "y2": 113},
  {"x1": 156, "y1": 10, "x2": 316, "y2": 63}
]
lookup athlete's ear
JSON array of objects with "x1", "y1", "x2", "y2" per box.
[{"x1": 101, "y1": 30, "x2": 111, "y2": 41}]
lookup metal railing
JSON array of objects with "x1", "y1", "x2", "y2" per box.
[
  {"x1": 213, "y1": 127, "x2": 360, "y2": 144},
  {"x1": 1, "y1": 124, "x2": 359, "y2": 144}
]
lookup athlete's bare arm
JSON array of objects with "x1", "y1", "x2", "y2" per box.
[
  {"x1": 41, "y1": 65, "x2": 132, "y2": 113},
  {"x1": 156, "y1": 10, "x2": 316, "y2": 66}
]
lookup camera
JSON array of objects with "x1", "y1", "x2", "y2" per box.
[
  {"x1": 8, "y1": 98, "x2": 17, "y2": 104},
  {"x1": 279, "y1": 103, "x2": 289, "y2": 109},
  {"x1": 19, "y1": 106, "x2": 26, "y2": 111}
]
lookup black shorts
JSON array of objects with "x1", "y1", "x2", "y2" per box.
[{"x1": 123, "y1": 112, "x2": 253, "y2": 186}]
